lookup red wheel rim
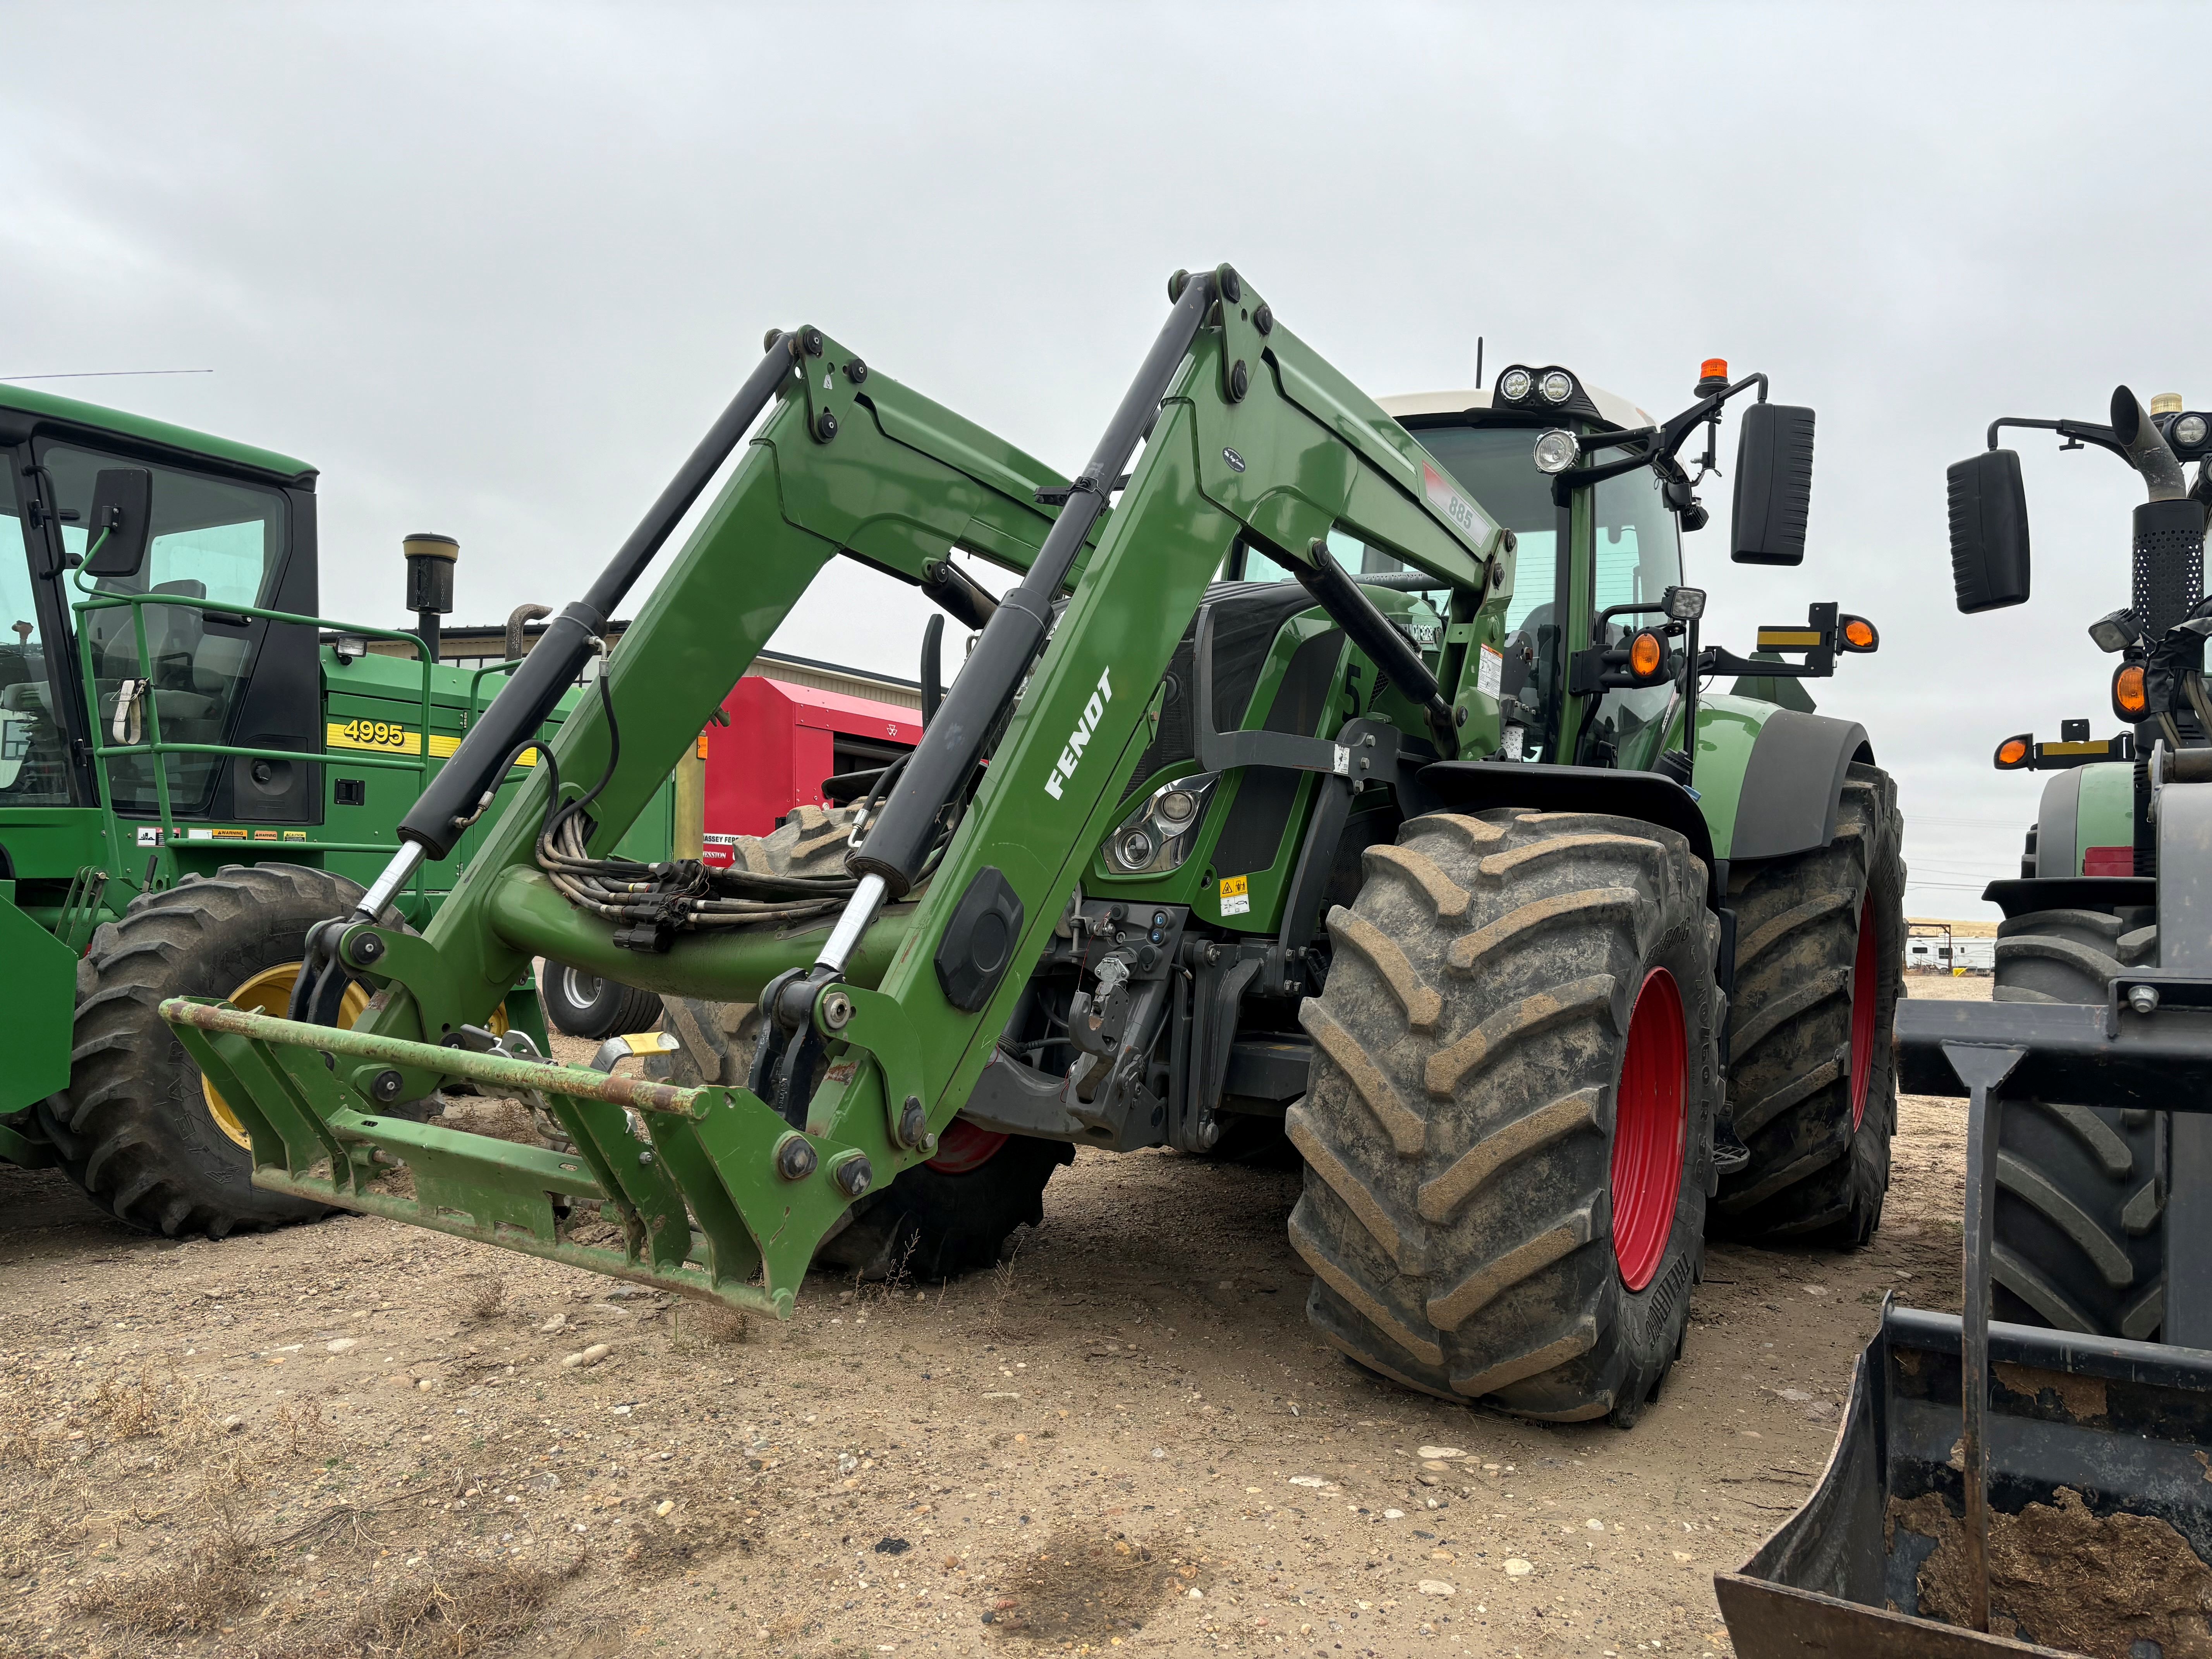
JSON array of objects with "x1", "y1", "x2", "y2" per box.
[
  {"x1": 926, "y1": 1118, "x2": 1009, "y2": 1175},
  {"x1": 1611, "y1": 968, "x2": 1688, "y2": 1292},
  {"x1": 1848, "y1": 893, "x2": 1878, "y2": 1130}
]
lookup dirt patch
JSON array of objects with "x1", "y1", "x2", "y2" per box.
[
  {"x1": 1891, "y1": 1487, "x2": 2212, "y2": 1657},
  {"x1": 979, "y1": 1526, "x2": 1182, "y2": 1642}
]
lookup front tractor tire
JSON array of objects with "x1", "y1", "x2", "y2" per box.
[
  {"x1": 1711, "y1": 764, "x2": 1904, "y2": 1245},
  {"x1": 37, "y1": 864, "x2": 379, "y2": 1238},
  {"x1": 1292, "y1": 809, "x2": 1720, "y2": 1426},
  {"x1": 1988, "y1": 908, "x2": 2165, "y2": 1340}
]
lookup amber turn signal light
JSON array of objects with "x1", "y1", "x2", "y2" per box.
[
  {"x1": 1629, "y1": 630, "x2": 1667, "y2": 679},
  {"x1": 1993, "y1": 735, "x2": 2032, "y2": 770},
  {"x1": 2114, "y1": 662, "x2": 2148, "y2": 720},
  {"x1": 1696, "y1": 357, "x2": 1730, "y2": 396},
  {"x1": 1840, "y1": 616, "x2": 1879, "y2": 652}
]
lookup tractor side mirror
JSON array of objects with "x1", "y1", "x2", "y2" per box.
[
  {"x1": 82, "y1": 468, "x2": 155, "y2": 578},
  {"x1": 1730, "y1": 404, "x2": 1816, "y2": 565},
  {"x1": 1945, "y1": 448, "x2": 2030, "y2": 612}
]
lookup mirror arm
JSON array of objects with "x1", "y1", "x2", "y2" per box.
[
  {"x1": 1553, "y1": 373, "x2": 1780, "y2": 504},
  {"x1": 1985, "y1": 415, "x2": 2128, "y2": 461}
]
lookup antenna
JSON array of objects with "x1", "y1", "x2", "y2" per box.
[
  {"x1": 0, "y1": 368, "x2": 214, "y2": 383},
  {"x1": 1474, "y1": 337, "x2": 1484, "y2": 390}
]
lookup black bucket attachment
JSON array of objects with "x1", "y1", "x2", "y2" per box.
[
  {"x1": 1717, "y1": 1300, "x2": 2212, "y2": 1657},
  {"x1": 1720, "y1": 982, "x2": 2212, "y2": 1656}
]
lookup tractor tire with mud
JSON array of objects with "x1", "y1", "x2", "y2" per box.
[
  {"x1": 649, "y1": 804, "x2": 1070, "y2": 1281},
  {"x1": 1987, "y1": 908, "x2": 2166, "y2": 1340},
  {"x1": 36, "y1": 864, "x2": 388, "y2": 1237},
  {"x1": 1290, "y1": 808, "x2": 1721, "y2": 1426},
  {"x1": 1710, "y1": 763, "x2": 1904, "y2": 1245}
]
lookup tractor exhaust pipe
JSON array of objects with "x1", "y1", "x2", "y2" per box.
[{"x1": 2115, "y1": 386, "x2": 2209, "y2": 638}]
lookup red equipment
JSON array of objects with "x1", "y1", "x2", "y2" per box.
[{"x1": 700, "y1": 673, "x2": 921, "y2": 865}]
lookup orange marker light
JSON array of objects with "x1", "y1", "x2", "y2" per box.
[
  {"x1": 1630, "y1": 630, "x2": 1666, "y2": 678},
  {"x1": 1700, "y1": 359, "x2": 1729, "y2": 383},
  {"x1": 2114, "y1": 662, "x2": 2148, "y2": 718},
  {"x1": 1995, "y1": 736, "x2": 2031, "y2": 769},
  {"x1": 1843, "y1": 618, "x2": 1877, "y2": 650}
]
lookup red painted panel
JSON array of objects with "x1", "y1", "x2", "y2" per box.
[{"x1": 699, "y1": 674, "x2": 917, "y2": 861}]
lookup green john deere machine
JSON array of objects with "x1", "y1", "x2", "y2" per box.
[
  {"x1": 161, "y1": 266, "x2": 1899, "y2": 1426},
  {"x1": 0, "y1": 383, "x2": 677, "y2": 1235}
]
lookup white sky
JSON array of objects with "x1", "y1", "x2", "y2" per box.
[{"x1": 7, "y1": 2, "x2": 2205, "y2": 918}]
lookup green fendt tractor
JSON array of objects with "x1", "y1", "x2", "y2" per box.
[
  {"x1": 165, "y1": 267, "x2": 1898, "y2": 1426},
  {"x1": 0, "y1": 383, "x2": 675, "y2": 1235}
]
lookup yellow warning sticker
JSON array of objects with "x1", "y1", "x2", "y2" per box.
[{"x1": 1219, "y1": 873, "x2": 1250, "y2": 918}]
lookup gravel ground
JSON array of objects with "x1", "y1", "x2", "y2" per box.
[{"x1": 0, "y1": 974, "x2": 1984, "y2": 1659}]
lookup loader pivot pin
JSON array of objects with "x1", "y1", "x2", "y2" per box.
[
  {"x1": 897, "y1": 1095, "x2": 928, "y2": 1149},
  {"x1": 832, "y1": 1153, "x2": 873, "y2": 1199},
  {"x1": 774, "y1": 1133, "x2": 818, "y2": 1182}
]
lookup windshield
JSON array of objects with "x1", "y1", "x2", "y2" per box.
[{"x1": 1407, "y1": 425, "x2": 1566, "y2": 759}]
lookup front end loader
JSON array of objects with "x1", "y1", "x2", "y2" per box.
[
  {"x1": 1720, "y1": 388, "x2": 2212, "y2": 1653},
  {"x1": 164, "y1": 268, "x2": 1893, "y2": 1427}
]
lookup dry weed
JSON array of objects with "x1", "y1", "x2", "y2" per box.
[
  {"x1": 67, "y1": 1515, "x2": 253, "y2": 1637},
  {"x1": 460, "y1": 1276, "x2": 507, "y2": 1324},
  {"x1": 273, "y1": 1397, "x2": 325, "y2": 1459},
  {"x1": 975, "y1": 1235, "x2": 1023, "y2": 1340},
  {"x1": 299, "y1": 1551, "x2": 582, "y2": 1658}
]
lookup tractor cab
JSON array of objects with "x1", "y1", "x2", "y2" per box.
[
  {"x1": 1, "y1": 385, "x2": 324, "y2": 831},
  {"x1": 1376, "y1": 371, "x2": 1679, "y2": 770}
]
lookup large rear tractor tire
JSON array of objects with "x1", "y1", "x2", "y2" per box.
[
  {"x1": 36, "y1": 864, "x2": 382, "y2": 1237},
  {"x1": 1291, "y1": 809, "x2": 1720, "y2": 1426},
  {"x1": 648, "y1": 805, "x2": 1068, "y2": 1281},
  {"x1": 1711, "y1": 763, "x2": 1904, "y2": 1245},
  {"x1": 1988, "y1": 908, "x2": 2165, "y2": 1340}
]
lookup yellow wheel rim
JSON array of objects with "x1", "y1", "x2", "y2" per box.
[{"x1": 201, "y1": 965, "x2": 513, "y2": 1150}]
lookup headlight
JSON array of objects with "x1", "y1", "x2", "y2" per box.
[
  {"x1": 1104, "y1": 773, "x2": 1218, "y2": 875},
  {"x1": 1540, "y1": 369, "x2": 1575, "y2": 404},
  {"x1": 1498, "y1": 367, "x2": 1533, "y2": 403},
  {"x1": 2179, "y1": 414, "x2": 2209, "y2": 448},
  {"x1": 1532, "y1": 429, "x2": 1580, "y2": 474},
  {"x1": 2088, "y1": 608, "x2": 2142, "y2": 654}
]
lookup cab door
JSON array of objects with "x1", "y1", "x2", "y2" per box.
[{"x1": 26, "y1": 438, "x2": 321, "y2": 824}]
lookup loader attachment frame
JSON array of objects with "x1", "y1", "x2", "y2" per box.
[{"x1": 160, "y1": 265, "x2": 1511, "y2": 1312}]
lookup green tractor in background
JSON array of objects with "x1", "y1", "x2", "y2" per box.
[
  {"x1": 1956, "y1": 384, "x2": 2212, "y2": 1341},
  {"x1": 163, "y1": 269, "x2": 1900, "y2": 1427},
  {"x1": 0, "y1": 383, "x2": 677, "y2": 1235}
]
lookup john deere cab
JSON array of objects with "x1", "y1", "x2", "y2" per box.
[
  {"x1": 163, "y1": 270, "x2": 1898, "y2": 1426},
  {"x1": 0, "y1": 382, "x2": 673, "y2": 1236}
]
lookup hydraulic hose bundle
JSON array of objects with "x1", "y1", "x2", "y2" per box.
[{"x1": 527, "y1": 671, "x2": 858, "y2": 950}]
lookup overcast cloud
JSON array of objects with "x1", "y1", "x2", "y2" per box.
[{"x1": 6, "y1": 2, "x2": 2203, "y2": 917}]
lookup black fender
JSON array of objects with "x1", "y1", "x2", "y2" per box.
[
  {"x1": 1415, "y1": 760, "x2": 1719, "y2": 907},
  {"x1": 1727, "y1": 709, "x2": 1874, "y2": 862}
]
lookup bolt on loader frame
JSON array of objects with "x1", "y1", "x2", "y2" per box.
[{"x1": 164, "y1": 266, "x2": 1888, "y2": 1423}]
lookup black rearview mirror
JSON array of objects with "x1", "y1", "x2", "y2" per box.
[
  {"x1": 1945, "y1": 448, "x2": 2030, "y2": 611},
  {"x1": 1730, "y1": 403, "x2": 1816, "y2": 565},
  {"x1": 82, "y1": 468, "x2": 154, "y2": 578}
]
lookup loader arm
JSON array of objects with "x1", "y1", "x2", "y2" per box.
[{"x1": 162, "y1": 266, "x2": 1511, "y2": 1316}]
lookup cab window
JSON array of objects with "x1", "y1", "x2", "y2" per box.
[
  {"x1": 1583, "y1": 455, "x2": 1685, "y2": 766},
  {"x1": 0, "y1": 468, "x2": 70, "y2": 805},
  {"x1": 38, "y1": 443, "x2": 287, "y2": 814}
]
